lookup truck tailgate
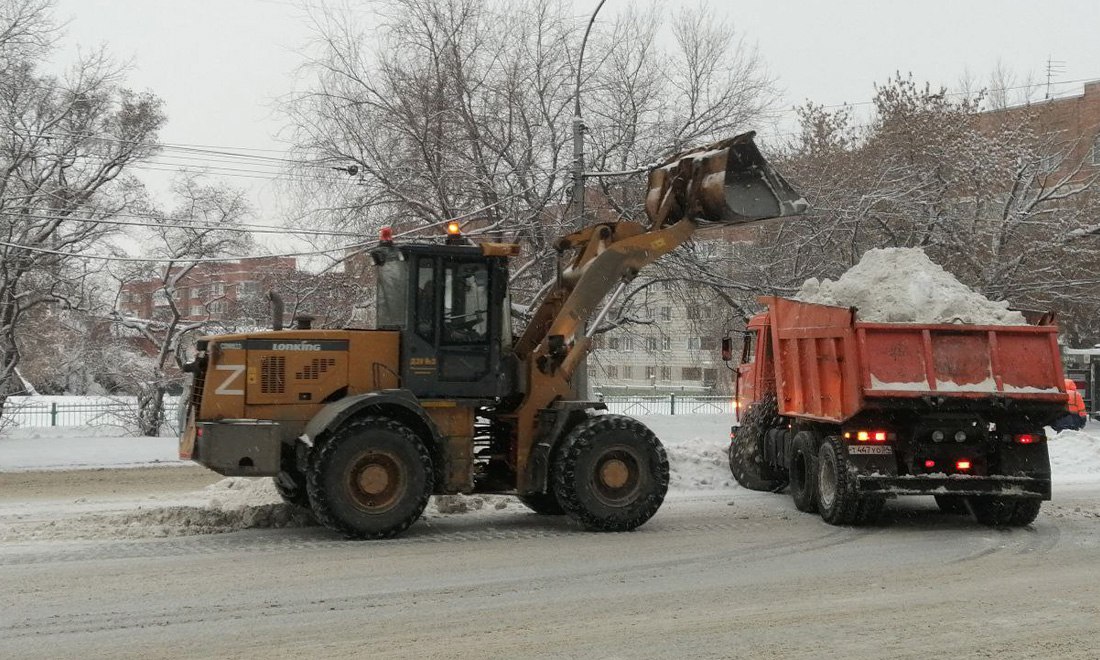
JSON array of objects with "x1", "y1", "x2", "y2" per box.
[{"x1": 857, "y1": 323, "x2": 1065, "y2": 401}]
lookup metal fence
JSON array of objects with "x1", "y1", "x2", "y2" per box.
[
  {"x1": 2, "y1": 397, "x2": 182, "y2": 431},
  {"x1": 1, "y1": 394, "x2": 730, "y2": 431},
  {"x1": 598, "y1": 394, "x2": 735, "y2": 416}
]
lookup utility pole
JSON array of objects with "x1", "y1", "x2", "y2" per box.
[{"x1": 570, "y1": 0, "x2": 608, "y2": 399}]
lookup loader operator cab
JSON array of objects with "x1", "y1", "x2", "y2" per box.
[{"x1": 371, "y1": 236, "x2": 517, "y2": 400}]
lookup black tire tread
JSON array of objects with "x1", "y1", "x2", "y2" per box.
[
  {"x1": 728, "y1": 394, "x2": 788, "y2": 492},
  {"x1": 552, "y1": 415, "x2": 669, "y2": 532},
  {"x1": 306, "y1": 415, "x2": 433, "y2": 540},
  {"x1": 788, "y1": 430, "x2": 818, "y2": 513},
  {"x1": 969, "y1": 497, "x2": 1016, "y2": 527},
  {"x1": 274, "y1": 469, "x2": 310, "y2": 508},
  {"x1": 817, "y1": 436, "x2": 863, "y2": 526},
  {"x1": 1008, "y1": 499, "x2": 1042, "y2": 527}
]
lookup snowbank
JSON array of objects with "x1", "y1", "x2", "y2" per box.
[
  {"x1": 797, "y1": 247, "x2": 1027, "y2": 325},
  {"x1": 1049, "y1": 425, "x2": 1100, "y2": 484}
]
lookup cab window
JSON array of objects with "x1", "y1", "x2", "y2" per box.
[
  {"x1": 741, "y1": 331, "x2": 757, "y2": 364},
  {"x1": 442, "y1": 260, "x2": 488, "y2": 344}
]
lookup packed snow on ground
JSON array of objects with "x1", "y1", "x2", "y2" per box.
[
  {"x1": 796, "y1": 247, "x2": 1027, "y2": 325},
  {"x1": 3, "y1": 415, "x2": 1099, "y2": 541},
  {"x1": 0, "y1": 427, "x2": 182, "y2": 471}
]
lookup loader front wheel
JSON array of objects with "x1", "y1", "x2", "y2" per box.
[
  {"x1": 728, "y1": 394, "x2": 788, "y2": 492},
  {"x1": 306, "y1": 416, "x2": 433, "y2": 539},
  {"x1": 517, "y1": 491, "x2": 565, "y2": 515},
  {"x1": 552, "y1": 415, "x2": 669, "y2": 532}
]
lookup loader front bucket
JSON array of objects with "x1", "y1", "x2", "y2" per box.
[{"x1": 645, "y1": 131, "x2": 808, "y2": 228}]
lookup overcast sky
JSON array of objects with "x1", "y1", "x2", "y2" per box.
[{"x1": 50, "y1": 0, "x2": 1100, "y2": 220}]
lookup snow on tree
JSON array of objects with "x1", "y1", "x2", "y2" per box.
[
  {"x1": 0, "y1": 0, "x2": 164, "y2": 422},
  {"x1": 109, "y1": 176, "x2": 252, "y2": 436}
]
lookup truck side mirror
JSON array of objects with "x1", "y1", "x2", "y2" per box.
[{"x1": 721, "y1": 337, "x2": 733, "y2": 362}]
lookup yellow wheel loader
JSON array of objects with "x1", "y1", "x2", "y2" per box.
[{"x1": 178, "y1": 132, "x2": 807, "y2": 539}]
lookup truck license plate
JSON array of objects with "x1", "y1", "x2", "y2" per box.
[{"x1": 848, "y1": 445, "x2": 893, "y2": 455}]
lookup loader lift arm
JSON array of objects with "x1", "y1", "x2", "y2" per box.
[{"x1": 504, "y1": 132, "x2": 808, "y2": 491}]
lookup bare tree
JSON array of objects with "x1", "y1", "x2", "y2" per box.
[
  {"x1": 109, "y1": 177, "x2": 252, "y2": 436},
  {"x1": 0, "y1": 0, "x2": 164, "y2": 423},
  {"x1": 282, "y1": 0, "x2": 777, "y2": 323},
  {"x1": 738, "y1": 74, "x2": 1100, "y2": 344}
]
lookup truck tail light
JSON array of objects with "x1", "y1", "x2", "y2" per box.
[
  {"x1": 956, "y1": 459, "x2": 971, "y2": 471},
  {"x1": 1014, "y1": 433, "x2": 1040, "y2": 444},
  {"x1": 845, "y1": 429, "x2": 890, "y2": 442},
  {"x1": 924, "y1": 459, "x2": 936, "y2": 469}
]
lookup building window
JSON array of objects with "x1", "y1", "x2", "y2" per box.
[
  {"x1": 189, "y1": 305, "x2": 204, "y2": 316},
  {"x1": 209, "y1": 300, "x2": 229, "y2": 314},
  {"x1": 211, "y1": 282, "x2": 226, "y2": 296},
  {"x1": 646, "y1": 365, "x2": 657, "y2": 380},
  {"x1": 606, "y1": 365, "x2": 618, "y2": 379},
  {"x1": 238, "y1": 280, "x2": 259, "y2": 296},
  {"x1": 622, "y1": 365, "x2": 633, "y2": 379},
  {"x1": 687, "y1": 337, "x2": 701, "y2": 350},
  {"x1": 646, "y1": 337, "x2": 658, "y2": 351},
  {"x1": 660, "y1": 366, "x2": 671, "y2": 381},
  {"x1": 661, "y1": 336, "x2": 671, "y2": 351},
  {"x1": 703, "y1": 368, "x2": 718, "y2": 385},
  {"x1": 621, "y1": 337, "x2": 633, "y2": 352},
  {"x1": 682, "y1": 366, "x2": 702, "y2": 380},
  {"x1": 686, "y1": 306, "x2": 700, "y2": 320},
  {"x1": 700, "y1": 336, "x2": 718, "y2": 351},
  {"x1": 660, "y1": 306, "x2": 671, "y2": 321},
  {"x1": 607, "y1": 336, "x2": 619, "y2": 351}
]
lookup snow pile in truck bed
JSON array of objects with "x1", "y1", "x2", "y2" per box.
[{"x1": 796, "y1": 247, "x2": 1027, "y2": 325}]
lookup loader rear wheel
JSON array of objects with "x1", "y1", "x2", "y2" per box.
[
  {"x1": 517, "y1": 491, "x2": 565, "y2": 515},
  {"x1": 274, "y1": 468, "x2": 310, "y2": 508},
  {"x1": 787, "y1": 431, "x2": 818, "y2": 513},
  {"x1": 306, "y1": 416, "x2": 433, "y2": 539},
  {"x1": 728, "y1": 394, "x2": 788, "y2": 492},
  {"x1": 552, "y1": 415, "x2": 669, "y2": 532}
]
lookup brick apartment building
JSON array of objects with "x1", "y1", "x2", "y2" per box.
[
  {"x1": 978, "y1": 79, "x2": 1100, "y2": 181},
  {"x1": 118, "y1": 257, "x2": 297, "y2": 324}
]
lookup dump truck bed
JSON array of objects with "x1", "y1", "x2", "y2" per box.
[{"x1": 761, "y1": 296, "x2": 1067, "y2": 423}]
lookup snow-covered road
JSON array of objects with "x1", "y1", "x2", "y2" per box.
[{"x1": 2, "y1": 417, "x2": 1099, "y2": 658}]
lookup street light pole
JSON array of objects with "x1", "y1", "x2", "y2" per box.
[
  {"x1": 571, "y1": 0, "x2": 607, "y2": 400},
  {"x1": 572, "y1": 0, "x2": 607, "y2": 232}
]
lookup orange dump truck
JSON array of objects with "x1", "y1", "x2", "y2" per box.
[{"x1": 725, "y1": 296, "x2": 1067, "y2": 527}]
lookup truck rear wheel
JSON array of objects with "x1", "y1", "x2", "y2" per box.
[
  {"x1": 816, "y1": 436, "x2": 873, "y2": 526},
  {"x1": 1009, "y1": 499, "x2": 1042, "y2": 526},
  {"x1": 306, "y1": 416, "x2": 434, "y2": 539},
  {"x1": 788, "y1": 431, "x2": 818, "y2": 513},
  {"x1": 728, "y1": 394, "x2": 788, "y2": 492},
  {"x1": 552, "y1": 415, "x2": 669, "y2": 532},
  {"x1": 968, "y1": 497, "x2": 1015, "y2": 527},
  {"x1": 934, "y1": 495, "x2": 967, "y2": 515},
  {"x1": 517, "y1": 491, "x2": 565, "y2": 515}
]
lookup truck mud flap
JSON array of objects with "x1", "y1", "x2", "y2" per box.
[{"x1": 855, "y1": 474, "x2": 1051, "y2": 500}]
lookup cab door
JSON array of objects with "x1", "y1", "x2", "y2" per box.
[
  {"x1": 403, "y1": 254, "x2": 503, "y2": 398},
  {"x1": 736, "y1": 329, "x2": 759, "y2": 421}
]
